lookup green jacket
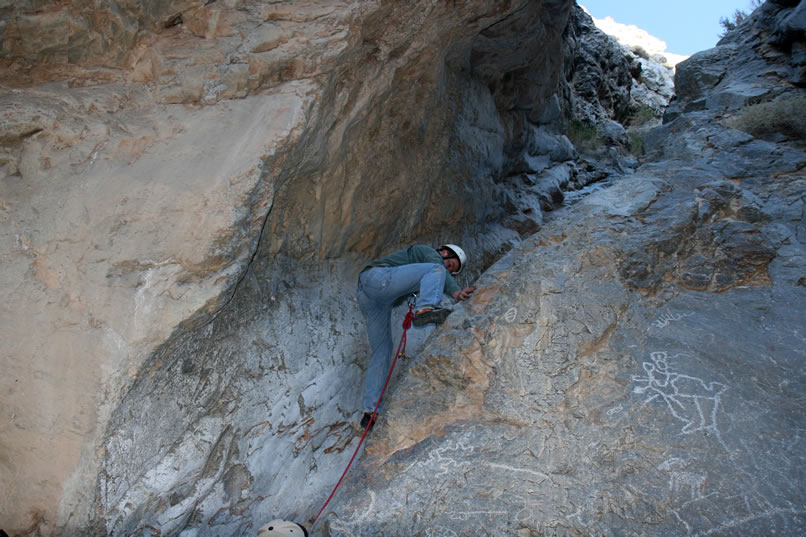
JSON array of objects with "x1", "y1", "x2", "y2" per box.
[{"x1": 362, "y1": 244, "x2": 461, "y2": 297}]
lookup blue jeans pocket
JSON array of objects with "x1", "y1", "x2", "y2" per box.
[{"x1": 360, "y1": 268, "x2": 391, "y2": 294}]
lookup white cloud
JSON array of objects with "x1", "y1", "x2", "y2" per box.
[{"x1": 580, "y1": 5, "x2": 689, "y2": 67}]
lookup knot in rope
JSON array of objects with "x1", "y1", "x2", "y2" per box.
[{"x1": 402, "y1": 309, "x2": 414, "y2": 330}]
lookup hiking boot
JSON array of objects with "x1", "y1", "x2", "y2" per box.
[
  {"x1": 360, "y1": 412, "x2": 376, "y2": 431},
  {"x1": 412, "y1": 307, "x2": 451, "y2": 327}
]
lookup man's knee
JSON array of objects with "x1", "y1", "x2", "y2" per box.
[{"x1": 427, "y1": 263, "x2": 446, "y2": 274}]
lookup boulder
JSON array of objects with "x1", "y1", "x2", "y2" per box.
[{"x1": 626, "y1": 50, "x2": 675, "y2": 116}]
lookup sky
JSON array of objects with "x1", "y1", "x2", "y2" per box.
[{"x1": 578, "y1": 0, "x2": 761, "y2": 56}]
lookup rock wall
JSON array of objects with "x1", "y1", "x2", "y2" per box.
[
  {"x1": 561, "y1": 5, "x2": 675, "y2": 129},
  {"x1": 559, "y1": 5, "x2": 674, "y2": 176},
  {"x1": 5, "y1": 0, "x2": 802, "y2": 535},
  {"x1": 0, "y1": 1, "x2": 584, "y2": 535},
  {"x1": 324, "y1": 2, "x2": 806, "y2": 535},
  {"x1": 562, "y1": 6, "x2": 633, "y2": 124},
  {"x1": 665, "y1": 0, "x2": 806, "y2": 122}
]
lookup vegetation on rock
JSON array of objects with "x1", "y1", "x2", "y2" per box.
[
  {"x1": 567, "y1": 119, "x2": 602, "y2": 151},
  {"x1": 729, "y1": 96, "x2": 806, "y2": 147},
  {"x1": 626, "y1": 103, "x2": 658, "y2": 127},
  {"x1": 719, "y1": 0, "x2": 763, "y2": 36},
  {"x1": 628, "y1": 131, "x2": 645, "y2": 155}
]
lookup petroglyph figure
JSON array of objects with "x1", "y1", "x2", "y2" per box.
[
  {"x1": 447, "y1": 509, "x2": 508, "y2": 521},
  {"x1": 404, "y1": 440, "x2": 475, "y2": 477},
  {"x1": 670, "y1": 471, "x2": 707, "y2": 500},
  {"x1": 657, "y1": 458, "x2": 708, "y2": 500},
  {"x1": 652, "y1": 311, "x2": 695, "y2": 329},
  {"x1": 424, "y1": 526, "x2": 459, "y2": 537},
  {"x1": 633, "y1": 352, "x2": 727, "y2": 435},
  {"x1": 658, "y1": 457, "x2": 687, "y2": 471}
]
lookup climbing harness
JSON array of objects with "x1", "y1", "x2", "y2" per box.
[{"x1": 309, "y1": 299, "x2": 416, "y2": 531}]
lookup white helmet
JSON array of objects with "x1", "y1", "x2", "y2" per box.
[
  {"x1": 257, "y1": 520, "x2": 309, "y2": 537},
  {"x1": 439, "y1": 244, "x2": 467, "y2": 274}
]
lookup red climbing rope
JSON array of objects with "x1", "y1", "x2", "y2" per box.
[{"x1": 310, "y1": 303, "x2": 415, "y2": 530}]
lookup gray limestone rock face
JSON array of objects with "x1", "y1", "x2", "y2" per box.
[
  {"x1": 625, "y1": 50, "x2": 675, "y2": 117},
  {"x1": 557, "y1": 5, "x2": 671, "y2": 174},
  {"x1": 563, "y1": 5, "x2": 633, "y2": 124},
  {"x1": 316, "y1": 6, "x2": 806, "y2": 536},
  {"x1": 321, "y1": 142, "x2": 806, "y2": 537},
  {"x1": 0, "y1": 84, "x2": 309, "y2": 536},
  {"x1": 666, "y1": 0, "x2": 806, "y2": 123},
  {"x1": 0, "y1": 1, "x2": 581, "y2": 535},
  {"x1": 2, "y1": 0, "x2": 805, "y2": 536}
]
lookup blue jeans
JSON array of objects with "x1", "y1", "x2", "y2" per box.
[{"x1": 357, "y1": 263, "x2": 447, "y2": 412}]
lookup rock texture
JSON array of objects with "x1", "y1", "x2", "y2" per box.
[
  {"x1": 560, "y1": 5, "x2": 673, "y2": 177},
  {"x1": 0, "y1": 1, "x2": 589, "y2": 535},
  {"x1": 322, "y1": 2, "x2": 806, "y2": 536},
  {"x1": 623, "y1": 47, "x2": 676, "y2": 118},
  {"x1": 665, "y1": 0, "x2": 806, "y2": 122},
  {"x1": 2, "y1": 0, "x2": 804, "y2": 536},
  {"x1": 562, "y1": 6, "x2": 633, "y2": 124},
  {"x1": 563, "y1": 5, "x2": 674, "y2": 128},
  {"x1": 329, "y1": 164, "x2": 806, "y2": 536}
]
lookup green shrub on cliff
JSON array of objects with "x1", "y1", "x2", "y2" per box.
[
  {"x1": 626, "y1": 103, "x2": 657, "y2": 127},
  {"x1": 730, "y1": 96, "x2": 806, "y2": 146},
  {"x1": 629, "y1": 131, "x2": 644, "y2": 155},
  {"x1": 719, "y1": 0, "x2": 762, "y2": 37},
  {"x1": 567, "y1": 119, "x2": 602, "y2": 151}
]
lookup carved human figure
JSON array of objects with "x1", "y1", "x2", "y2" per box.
[{"x1": 633, "y1": 352, "x2": 727, "y2": 435}]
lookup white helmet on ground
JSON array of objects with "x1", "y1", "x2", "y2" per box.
[
  {"x1": 257, "y1": 520, "x2": 309, "y2": 537},
  {"x1": 439, "y1": 244, "x2": 467, "y2": 274}
]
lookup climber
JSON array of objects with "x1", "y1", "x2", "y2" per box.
[{"x1": 356, "y1": 244, "x2": 477, "y2": 429}]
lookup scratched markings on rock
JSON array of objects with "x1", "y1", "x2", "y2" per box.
[
  {"x1": 633, "y1": 351, "x2": 727, "y2": 438},
  {"x1": 651, "y1": 310, "x2": 695, "y2": 330}
]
